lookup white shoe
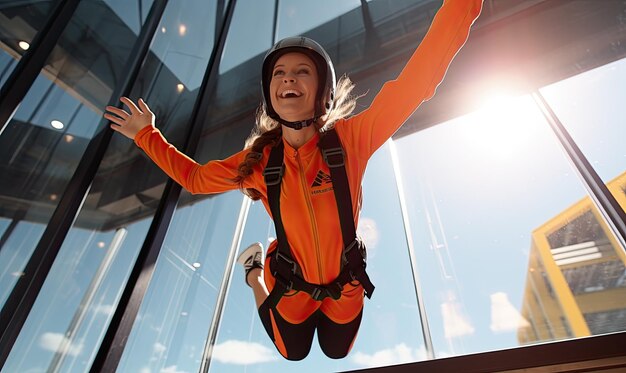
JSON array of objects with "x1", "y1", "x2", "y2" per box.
[{"x1": 237, "y1": 242, "x2": 264, "y2": 287}]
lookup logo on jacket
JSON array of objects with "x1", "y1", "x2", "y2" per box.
[
  {"x1": 311, "y1": 170, "x2": 333, "y2": 194},
  {"x1": 312, "y1": 170, "x2": 332, "y2": 187}
]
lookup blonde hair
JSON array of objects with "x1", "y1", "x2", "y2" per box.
[{"x1": 234, "y1": 75, "x2": 359, "y2": 200}]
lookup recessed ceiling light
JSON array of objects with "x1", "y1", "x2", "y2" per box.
[
  {"x1": 98, "y1": 241, "x2": 106, "y2": 248},
  {"x1": 176, "y1": 83, "x2": 184, "y2": 93},
  {"x1": 161, "y1": 26, "x2": 167, "y2": 33},
  {"x1": 179, "y1": 24, "x2": 187, "y2": 36},
  {"x1": 18, "y1": 41, "x2": 30, "y2": 50},
  {"x1": 51, "y1": 120, "x2": 64, "y2": 129},
  {"x1": 64, "y1": 134, "x2": 74, "y2": 143},
  {"x1": 192, "y1": 262, "x2": 201, "y2": 268}
]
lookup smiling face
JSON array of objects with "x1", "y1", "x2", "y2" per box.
[{"x1": 269, "y1": 52, "x2": 318, "y2": 122}]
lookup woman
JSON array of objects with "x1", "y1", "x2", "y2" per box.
[{"x1": 104, "y1": 0, "x2": 483, "y2": 360}]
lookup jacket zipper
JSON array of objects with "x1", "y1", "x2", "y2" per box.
[{"x1": 294, "y1": 150, "x2": 324, "y2": 283}]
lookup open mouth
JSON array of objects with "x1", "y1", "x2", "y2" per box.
[{"x1": 280, "y1": 89, "x2": 303, "y2": 98}]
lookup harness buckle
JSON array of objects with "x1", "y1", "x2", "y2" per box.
[
  {"x1": 342, "y1": 239, "x2": 366, "y2": 265},
  {"x1": 322, "y1": 147, "x2": 345, "y2": 168},
  {"x1": 263, "y1": 165, "x2": 284, "y2": 186},
  {"x1": 276, "y1": 251, "x2": 297, "y2": 274},
  {"x1": 311, "y1": 288, "x2": 324, "y2": 301}
]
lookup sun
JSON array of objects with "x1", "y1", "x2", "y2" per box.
[{"x1": 459, "y1": 94, "x2": 544, "y2": 160}]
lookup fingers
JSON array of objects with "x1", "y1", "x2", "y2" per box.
[
  {"x1": 120, "y1": 96, "x2": 141, "y2": 115},
  {"x1": 105, "y1": 106, "x2": 129, "y2": 119},
  {"x1": 137, "y1": 98, "x2": 153, "y2": 114},
  {"x1": 104, "y1": 113, "x2": 125, "y2": 126}
]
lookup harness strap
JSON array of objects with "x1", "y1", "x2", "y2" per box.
[
  {"x1": 263, "y1": 130, "x2": 374, "y2": 309},
  {"x1": 318, "y1": 130, "x2": 374, "y2": 298},
  {"x1": 318, "y1": 130, "x2": 355, "y2": 252},
  {"x1": 263, "y1": 140, "x2": 292, "y2": 308}
]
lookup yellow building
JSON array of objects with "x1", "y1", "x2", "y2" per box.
[{"x1": 518, "y1": 172, "x2": 626, "y2": 344}]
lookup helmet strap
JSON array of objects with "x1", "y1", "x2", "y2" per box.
[{"x1": 277, "y1": 116, "x2": 319, "y2": 130}]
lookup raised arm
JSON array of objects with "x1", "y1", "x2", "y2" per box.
[
  {"x1": 105, "y1": 97, "x2": 250, "y2": 195},
  {"x1": 342, "y1": 0, "x2": 483, "y2": 158}
]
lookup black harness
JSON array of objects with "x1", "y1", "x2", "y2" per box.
[{"x1": 263, "y1": 128, "x2": 375, "y2": 308}]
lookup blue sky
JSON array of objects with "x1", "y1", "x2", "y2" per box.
[{"x1": 1, "y1": 1, "x2": 625, "y2": 372}]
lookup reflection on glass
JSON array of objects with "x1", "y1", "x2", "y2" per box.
[
  {"x1": 118, "y1": 191, "x2": 243, "y2": 373},
  {"x1": 219, "y1": 0, "x2": 273, "y2": 73},
  {"x1": 0, "y1": 0, "x2": 154, "y2": 312},
  {"x1": 394, "y1": 94, "x2": 625, "y2": 357},
  {"x1": 116, "y1": 0, "x2": 234, "y2": 371},
  {"x1": 520, "y1": 191, "x2": 626, "y2": 343},
  {"x1": 209, "y1": 0, "x2": 273, "y2": 144},
  {"x1": 0, "y1": 220, "x2": 46, "y2": 306},
  {"x1": 210, "y1": 200, "x2": 279, "y2": 373},
  {"x1": 2, "y1": 0, "x2": 158, "y2": 370},
  {"x1": 3, "y1": 218, "x2": 152, "y2": 372},
  {"x1": 212, "y1": 145, "x2": 426, "y2": 372},
  {"x1": 0, "y1": 1, "x2": 54, "y2": 87},
  {"x1": 276, "y1": 0, "x2": 361, "y2": 41},
  {"x1": 103, "y1": 0, "x2": 153, "y2": 34},
  {"x1": 540, "y1": 57, "x2": 626, "y2": 215}
]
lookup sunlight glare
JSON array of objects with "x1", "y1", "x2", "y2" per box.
[{"x1": 461, "y1": 94, "x2": 540, "y2": 160}]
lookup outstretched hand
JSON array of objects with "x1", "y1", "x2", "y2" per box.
[{"x1": 104, "y1": 97, "x2": 155, "y2": 140}]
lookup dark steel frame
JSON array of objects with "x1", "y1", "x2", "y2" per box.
[
  {"x1": 90, "y1": 0, "x2": 237, "y2": 371},
  {"x1": 347, "y1": 332, "x2": 626, "y2": 373},
  {"x1": 532, "y1": 91, "x2": 626, "y2": 252},
  {"x1": 0, "y1": 0, "x2": 170, "y2": 368}
]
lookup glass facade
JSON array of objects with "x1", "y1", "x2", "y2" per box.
[
  {"x1": 1, "y1": 0, "x2": 625, "y2": 372},
  {"x1": 0, "y1": 1, "x2": 55, "y2": 87}
]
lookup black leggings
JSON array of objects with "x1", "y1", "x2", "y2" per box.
[{"x1": 258, "y1": 299, "x2": 363, "y2": 361}]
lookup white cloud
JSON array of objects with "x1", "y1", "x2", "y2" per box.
[
  {"x1": 358, "y1": 217, "x2": 380, "y2": 258},
  {"x1": 351, "y1": 343, "x2": 426, "y2": 368},
  {"x1": 39, "y1": 332, "x2": 84, "y2": 357},
  {"x1": 151, "y1": 342, "x2": 167, "y2": 362},
  {"x1": 489, "y1": 292, "x2": 530, "y2": 333},
  {"x1": 161, "y1": 365, "x2": 188, "y2": 373},
  {"x1": 91, "y1": 304, "x2": 115, "y2": 316},
  {"x1": 141, "y1": 362, "x2": 189, "y2": 372},
  {"x1": 153, "y1": 342, "x2": 167, "y2": 355},
  {"x1": 212, "y1": 340, "x2": 278, "y2": 365},
  {"x1": 441, "y1": 300, "x2": 475, "y2": 338}
]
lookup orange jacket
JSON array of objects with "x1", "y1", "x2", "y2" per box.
[{"x1": 135, "y1": 0, "x2": 483, "y2": 324}]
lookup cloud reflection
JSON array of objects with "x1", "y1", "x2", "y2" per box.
[
  {"x1": 212, "y1": 340, "x2": 278, "y2": 365},
  {"x1": 351, "y1": 343, "x2": 426, "y2": 367}
]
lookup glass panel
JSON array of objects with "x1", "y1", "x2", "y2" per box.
[
  {"x1": 121, "y1": 0, "x2": 277, "y2": 371},
  {"x1": 540, "y1": 57, "x2": 626, "y2": 215},
  {"x1": 0, "y1": 0, "x2": 154, "y2": 322},
  {"x1": 117, "y1": 192, "x2": 243, "y2": 373},
  {"x1": 0, "y1": 220, "x2": 46, "y2": 306},
  {"x1": 393, "y1": 94, "x2": 626, "y2": 358},
  {"x1": 210, "y1": 200, "x2": 277, "y2": 373},
  {"x1": 275, "y1": 0, "x2": 361, "y2": 41},
  {"x1": 349, "y1": 143, "x2": 427, "y2": 369},
  {"x1": 1, "y1": 0, "x2": 251, "y2": 372},
  {"x1": 219, "y1": 0, "x2": 272, "y2": 73},
  {"x1": 0, "y1": 0, "x2": 55, "y2": 87},
  {"x1": 116, "y1": 0, "x2": 235, "y2": 372},
  {"x1": 529, "y1": 58, "x2": 626, "y2": 341},
  {"x1": 3, "y1": 219, "x2": 151, "y2": 372},
  {"x1": 212, "y1": 144, "x2": 427, "y2": 372}
]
